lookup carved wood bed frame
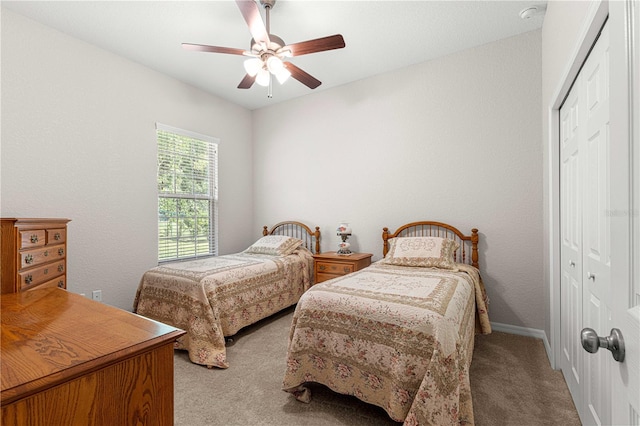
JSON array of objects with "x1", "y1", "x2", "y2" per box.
[
  {"x1": 263, "y1": 221, "x2": 321, "y2": 255},
  {"x1": 382, "y1": 221, "x2": 479, "y2": 269}
]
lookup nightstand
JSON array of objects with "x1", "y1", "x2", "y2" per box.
[{"x1": 313, "y1": 252, "x2": 373, "y2": 284}]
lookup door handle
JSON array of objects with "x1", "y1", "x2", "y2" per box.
[{"x1": 580, "y1": 328, "x2": 625, "y2": 362}]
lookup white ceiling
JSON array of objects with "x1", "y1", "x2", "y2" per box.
[{"x1": 2, "y1": 0, "x2": 546, "y2": 110}]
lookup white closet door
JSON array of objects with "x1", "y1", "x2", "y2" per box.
[
  {"x1": 560, "y1": 72, "x2": 583, "y2": 405},
  {"x1": 559, "y1": 22, "x2": 611, "y2": 425},
  {"x1": 580, "y1": 22, "x2": 611, "y2": 426}
]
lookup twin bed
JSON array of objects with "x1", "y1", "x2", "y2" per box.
[
  {"x1": 133, "y1": 221, "x2": 320, "y2": 368},
  {"x1": 133, "y1": 220, "x2": 490, "y2": 425},
  {"x1": 282, "y1": 221, "x2": 490, "y2": 425}
]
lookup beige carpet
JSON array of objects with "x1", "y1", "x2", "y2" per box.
[
  {"x1": 174, "y1": 307, "x2": 581, "y2": 425},
  {"x1": 470, "y1": 331, "x2": 581, "y2": 425}
]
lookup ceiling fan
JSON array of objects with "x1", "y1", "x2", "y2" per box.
[{"x1": 182, "y1": 0, "x2": 345, "y2": 97}]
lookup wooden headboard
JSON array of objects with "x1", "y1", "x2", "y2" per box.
[
  {"x1": 382, "y1": 221, "x2": 479, "y2": 269},
  {"x1": 263, "y1": 221, "x2": 321, "y2": 255}
]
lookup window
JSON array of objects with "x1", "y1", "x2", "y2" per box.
[{"x1": 156, "y1": 123, "x2": 218, "y2": 262}]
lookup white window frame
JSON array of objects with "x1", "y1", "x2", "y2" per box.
[{"x1": 156, "y1": 123, "x2": 218, "y2": 263}]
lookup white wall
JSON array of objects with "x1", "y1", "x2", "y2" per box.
[
  {"x1": 253, "y1": 30, "x2": 544, "y2": 330},
  {"x1": 2, "y1": 8, "x2": 547, "y2": 332},
  {"x1": 1, "y1": 10, "x2": 254, "y2": 310}
]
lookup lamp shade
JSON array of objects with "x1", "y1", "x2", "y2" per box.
[
  {"x1": 255, "y1": 68, "x2": 270, "y2": 87},
  {"x1": 275, "y1": 68, "x2": 291, "y2": 84},
  {"x1": 243, "y1": 58, "x2": 262, "y2": 77},
  {"x1": 337, "y1": 222, "x2": 352, "y2": 235},
  {"x1": 266, "y1": 56, "x2": 284, "y2": 73}
]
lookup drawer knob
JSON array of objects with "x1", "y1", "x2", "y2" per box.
[
  {"x1": 44, "y1": 250, "x2": 48, "y2": 257},
  {"x1": 54, "y1": 232, "x2": 61, "y2": 240},
  {"x1": 57, "y1": 280, "x2": 64, "y2": 288},
  {"x1": 30, "y1": 234, "x2": 38, "y2": 243},
  {"x1": 25, "y1": 275, "x2": 33, "y2": 284},
  {"x1": 343, "y1": 267, "x2": 350, "y2": 273},
  {"x1": 44, "y1": 268, "x2": 49, "y2": 275},
  {"x1": 58, "y1": 265, "x2": 64, "y2": 272},
  {"x1": 25, "y1": 254, "x2": 34, "y2": 264},
  {"x1": 58, "y1": 248, "x2": 64, "y2": 256},
  {"x1": 319, "y1": 265, "x2": 326, "y2": 271}
]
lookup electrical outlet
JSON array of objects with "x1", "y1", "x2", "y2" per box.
[{"x1": 91, "y1": 290, "x2": 102, "y2": 302}]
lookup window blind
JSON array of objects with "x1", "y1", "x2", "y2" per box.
[{"x1": 156, "y1": 123, "x2": 219, "y2": 262}]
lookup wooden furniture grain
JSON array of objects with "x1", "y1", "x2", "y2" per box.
[
  {"x1": 1, "y1": 218, "x2": 71, "y2": 294},
  {"x1": 263, "y1": 221, "x2": 321, "y2": 254},
  {"x1": 1, "y1": 287, "x2": 185, "y2": 426},
  {"x1": 382, "y1": 221, "x2": 479, "y2": 269},
  {"x1": 313, "y1": 252, "x2": 373, "y2": 284}
]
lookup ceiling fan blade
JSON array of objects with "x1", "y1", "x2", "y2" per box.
[
  {"x1": 235, "y1": 0, "x2": 270, "y2": 46},
  {"x1": 238, "y1": 74, "x2": 256, "y2": 89},
  {"x1": 284, "y1": 62, "x2": 321, "y2": 89},
  {"x1": 182, "y1": 43, "x2": 246, "y2": 56},
  {"x1": 285, "y1": 35, "x2": 345, "y2": 57}
]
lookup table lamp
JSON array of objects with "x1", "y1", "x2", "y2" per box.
[{"x1": 336, "y1": 222, "x2": 352, "y2": 255}]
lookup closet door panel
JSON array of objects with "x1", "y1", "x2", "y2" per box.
[
  {"x1": 581, "y1": 24, "x2": 611, "y2": 426},
  {"x1": 559, "y1": 22, "x2": 611, "y2": 425},
  {"x1": 560, "y1": 81, "x2": 583, "y2": 401}
]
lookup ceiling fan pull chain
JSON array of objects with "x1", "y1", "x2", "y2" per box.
[{"x1": 268, "y1": 75, "x2": 273, "y2": 98}]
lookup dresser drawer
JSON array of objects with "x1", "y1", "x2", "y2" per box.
[
  {"x1": 47, "y1": 228, "x2": 67, "y2": 244},
  {"x1": 18, "y1": 260, "x2": 65, "y2": 290},
  {"x1": 34, "y1": 275, "x2": 67, "y2": 290},
  {"x1": 316, "y1": 272, "x2": 341, "y2": 284},
  {"x1": 316, "y1": 261, "x2": 354, "y2": 275},
  {"x1": 19, "y1": 229, "x2": 46, "y2": 249},
  {"x1": 312, "y1": 252, "x2": 373, "y2": 285},
  {"x1": 20, "y1": 244, "x2": 66, "y2": 269}
]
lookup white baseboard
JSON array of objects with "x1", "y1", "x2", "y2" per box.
[{"x1": 490, "y1": 322, "x2": 553, "y2": 367}]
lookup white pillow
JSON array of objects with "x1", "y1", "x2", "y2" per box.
[
  {"x1": 244, "y1": 235, "x2": 303, "y2": 256},
  {"x1": 380, "y1": 236, "x2": 459, "y2": 269}
]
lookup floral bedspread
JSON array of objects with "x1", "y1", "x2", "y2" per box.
[
  {"x1": 133, "y1": 247, "x2": 314, "y2": 368},
  {"x1": 282, "y1": 262, "x2": 491, "y2": 425}
]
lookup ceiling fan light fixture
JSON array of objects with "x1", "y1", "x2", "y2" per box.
[
  {"x1": 275, "y1": 67, "x2": 291, "y2": 84},
  {"x1": 266, "y1": 55, "x2": 285, "y2": 74},
  {"x1": 256, "y1": 68, "x2": 271, "y2": 87},
  {"x1": 243, "y1": 58, "x2": 262, "y2": 77},
  {"x1": 183, "y1": 0, "x2": 346, "y2": 95}
]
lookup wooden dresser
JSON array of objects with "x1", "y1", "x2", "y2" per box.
[
  {"x1": 1, "y1": 218, "x2": 71, "y2": 294},
  {"x1": 313, "y1": 252, "x2": 373, "y2": 284},
  {"x1": 1, "y1": 288, "x2": 185, "y2": 426}
]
